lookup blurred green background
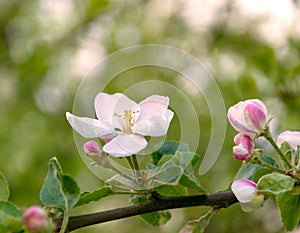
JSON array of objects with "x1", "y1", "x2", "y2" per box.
[{"x1": 1, "y1": 1, "x2": 300, "y2": 232}]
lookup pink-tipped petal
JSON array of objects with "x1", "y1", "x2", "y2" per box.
[
  {"x1": 231, "y1": 179, "x2": 257, "y2": 203},
  {"x1": 232, "y1": 145, "x2": 250, "y2": 160},
  {"x1": 227, "y1": 99, "x2": 267, "y2": 134},
  {"x1": 277, "y1": 130, "x2": 300, "y2": 151},
  {"x1": 133, "y1": 110, "x2": 174, "y2": 136},
  {"x1": 134, "y1": 95, "x2": 169, "y2": 124},
  {"x1": 103, "y1": 134, "x2": 147, "y2": 157},
  {"x1": 66, "y1": 112, "x2": 113, "y2": 138},
  {"x1": 94, "y1": 93, "x2": 137, "y2": 128}
]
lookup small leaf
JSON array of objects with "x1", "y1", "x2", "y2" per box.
[
  {"x1": 152, "y1": 165, "x2": 182, "y2": 185},
  {"x1": 257, "y1": 173, "x2": 294, "y2": 195},
  {"x1": 174, "y1": 152, "x2": 200, "y2": 174},
  {"x1": 179, "y1": 208, "x2": 215, "y2": 233},
  {"x1": 76, "y1": 187, "x2": 113, "y2": 207},
  {"x1": 0, "y1": 201, "x2": 23, "y2": 232},
  {"x1": 107, "y1": 174, "x2": 135, "y2": 191},
  {"x1": 151, "y1": 141, "x2": 190, "y2": 165},
  {"x1": 276, "y1": 192, "x2": 300, "y2": 231},
  {"x1": 154, "y1": 184, "x2": 188, "y2": 196},
  {"x1": 131, "y1": 197, "x2": 171, "y2": 226},
  {"x1": 0, "y1": 171, "x2": 9, "y2": 201},
  {"x1": 179, "y1": 174, "x2": 207, "y2": 194},
  {"x1": 234, "y1": 163, "x2": 261, "y2": 180},
  {"x1": 252, "y1": 167, "x2": 273, "y2": 183},
  {"x1": 40, "y1": 158, "x2": 80, "y2": 211}
]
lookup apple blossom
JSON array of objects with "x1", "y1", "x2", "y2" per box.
[
  {"x1": 22, "y1": 206, "x2": 48, "y2": 233},
  {"x1": 232, "y1": 134, "x2": 253, "y2": 160},
  {"x1": 231, "y1": 179, "x2": 257, "y2": 203},
  {"x1": 276, "y1": 130, "x2": 300, "y2": 151},
  {"x1": 231, "y1": 179, "x2": 264, "y2": 212},
  {"x1": 227, "y1": 99, "x2": 268, "y2": 134},
  {"x1": 66, "y1": 93, "x2": 174, "y2": 157}
]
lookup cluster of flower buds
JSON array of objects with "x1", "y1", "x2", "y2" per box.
[{"x1": 227, "y1": 99, "x2": 268, "y2": 161}]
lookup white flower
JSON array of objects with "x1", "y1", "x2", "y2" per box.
[{"x1": 66, "y1": 93, "x2": 174, "y2": 157}]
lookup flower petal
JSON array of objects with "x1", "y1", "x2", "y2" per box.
[
  {"x1": 135, "y1": 95, "x2": 169, "y2": 124},
  {"x1": 103, "y1": 134, "x2": 147, "y2": 157},
  {"x1": 133, "y1": 110, "x2": 174, "y2": 136},
  {"x1": 94, "y1": 93, "x2": 137, "y2": 128},
  {"x1": 277, "y1": 130, "x2": 300, "y2": 151},
  {"x1": 231, "y1": 179, "x2": 257, "y2": 203},
  {"x1": 66, "y1": 112, "x2": 114, "y2": 138}
]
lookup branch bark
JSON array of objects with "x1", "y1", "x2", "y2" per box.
[{"x1": 53, "y1": 191, "x2": 238, "y2": 232}]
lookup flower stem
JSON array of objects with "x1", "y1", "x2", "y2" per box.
[
  {"x1": 59, "y1": 210, "x2": 69, "y2": 233},
  {"x1": 262, "y1": 130, "x2": 292, "y2": 169},
  {"x1": 253, "y1": 157, "x2": 286, "y2": 173},
  {"x1": 131, "y1": 154, "x2": 142, "y2": 184}
]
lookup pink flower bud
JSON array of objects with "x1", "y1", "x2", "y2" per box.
[
  {"x1": 84, "y1": 141, "x2": 102, "y2": 155},
  {"x1": 227, "y1": 99, "x2": 268, "y2": 134},
  {"x1": 232, "y1": 134, "x2": 253, "y2": 160},
  {"x1": 231, "y1": 179, "x2": 257, "y2": 203},
  {"x1": 22, "y1": 206, "x2": 48, "y2": 233},
  {"x1": 276, "y1": 130, "x2": 300, "y2": 151}
]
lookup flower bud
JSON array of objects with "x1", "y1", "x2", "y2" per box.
[
  {"x1": 84, "y1": 141, "x2": 102, "y2": 155},
  {"x1": 231, "y1": 179, "x2": 257, "y2": 203},
  {"x1": 276, "y1": 130, "x2": 300, "y2": 151},
  {"x1": 232, "y1": 134, "x2": 253, "y2": 160},
  {"x1": 22, "y1": 206, "x2": 48, "y2": 233},
  {"x1": 227, "y1": 99, "x2": 268, "y2": 134}
]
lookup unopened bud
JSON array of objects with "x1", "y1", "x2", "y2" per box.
[{"x1": 22, "y1": 206, "x2": 48, "y2": 233}]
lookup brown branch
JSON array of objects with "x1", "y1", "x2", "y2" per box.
[{"x1": 53, "y1": 191, "x2": 237, "y2": 232}]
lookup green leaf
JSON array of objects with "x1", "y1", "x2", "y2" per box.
[
  {"x1": 151, "y1": 141, "x2": 190, "y2": 165},
  {"x1": 152, "y1": 165, "x2": 182, "y2": 185},
  {"x1": 276, "y1": 192, "x2": 300, "y2": 231},
  {"x1": 154, "y1": 184, "x2": 188, "y2": 196},
  {"x1": 0, "y1": 201, "x2": 23, "y2": 232},
  {"x1": 252, "y1": 167, "x2": 273, "y2": 183},
  {"x1": 40, "y1": 158, "x2": 80, "y2": 211},
  {"x1": 131, "y1": 197, "x2": 171, "y2": 226},
  {"x1": 257, "y1": 173, "x2": 294, "y2": 195},
  {"x1": 174, "y1": 152, "x2": 200, "y2": 174},
  {"x1": 76, "y1": 187, "x2": 113, "y2": 207},
  {"x1": 179, "y1": 174, "x2": 208, "y2": 194},
  {"x1": 179, "y1": 208, "x2": 215, "y2": 233},
  {"x1": 234, "y1": 163, "x2": 261, "y2": 180},
  {"x1": 0, "y1": 171, "x2": 9, "y2": 201}
]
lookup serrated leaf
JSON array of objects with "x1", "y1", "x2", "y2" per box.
[
  {"x1": 131, "y1": 197, "x2": 171, "y2": 226},
  {"x1": 76, "y1": 187, "x2": 113, "y2": 207},
  {"x1": 0, "y1": 201, "x2": 23, "y2": 232},
  {"x1": 179, "y1": 174, "x2": 207, "y2": 194},
  {"x1": 276, "y1": 192, "x2": 300, "y2": 231},
  {"x1": 257, "y1": 173, "x2": 294, "y2": 195},
  {"x1": 234, "y1": 163, "x2": 261, "y2": 180},
  {"x1": 0, "y1": 171, "x2": 9, "y2": 201},
  {"x1": 40, "y1": 158, "x2": 80, "y2": 211},
  {"x1": 154, "y1": 184, "x2": 188, "y2": 196}
]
